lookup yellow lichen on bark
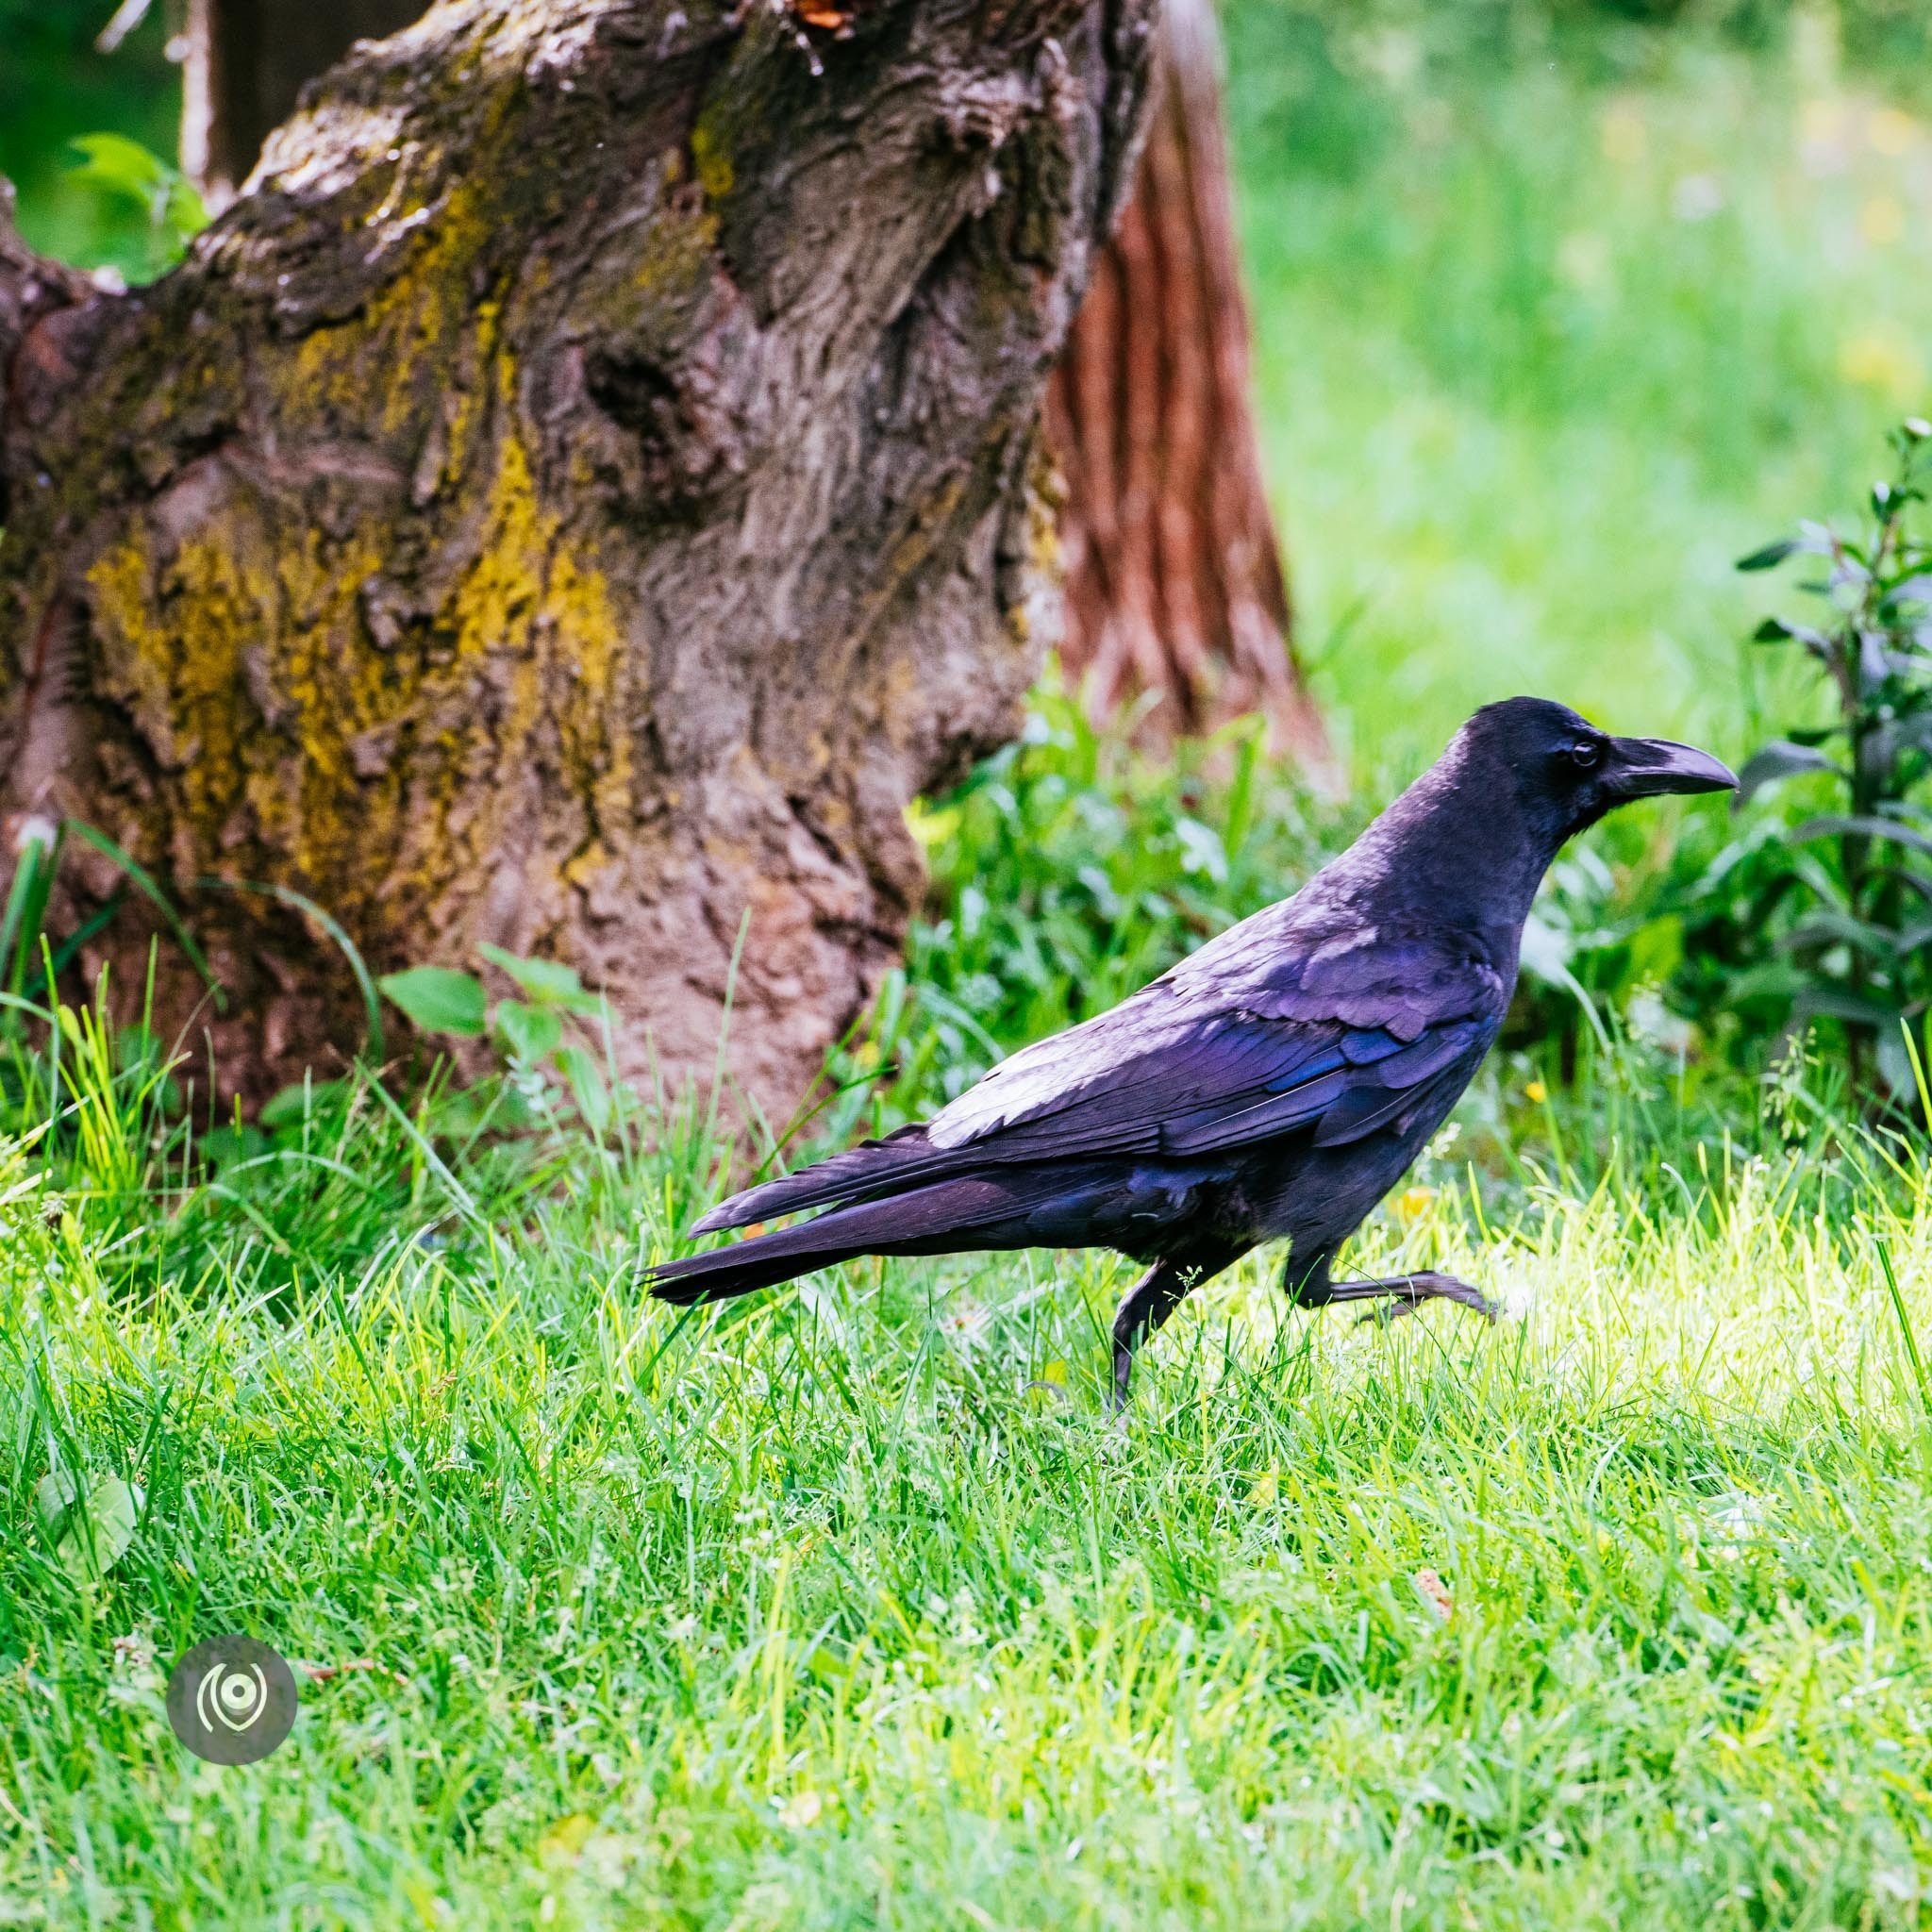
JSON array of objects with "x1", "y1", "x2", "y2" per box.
[
  {"x1": 285, "y1": 183, "x2": 498, "y2": 445},
  {"x1": 545, "y1": 542, "x2": 634, "y2": 828},
  {"x1": 688, "y1": 113, "x2": 736, "y2": 206},
  {"x1": 81, "y1": 323, "x2": 630, "y2": 939},
  {"x1": 65, "y1": 68, "x2": 663, "y2": 921},
  {"x1": 86, "y1": 505, "x2": 392, "y2": 881}
]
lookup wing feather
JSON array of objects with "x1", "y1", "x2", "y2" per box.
[{"x1": 694, "y1": 908, "x2": 1513, "y2": 1235}]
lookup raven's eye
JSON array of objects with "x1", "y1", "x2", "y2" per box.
[{"x1": 1567, "y1": 740, "x2": 1602, "y2": 772}]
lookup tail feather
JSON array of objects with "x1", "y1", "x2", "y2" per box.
[
  {"x1": 644, "y1": 1226, "x2": 874, "y2": 1306},
  {"x1": 691, "y1": 1124, "x2": 947, "y2": 1234},
  {"x1": 647, "y1": 1170, "x2": 1062, "y2": 1307}
]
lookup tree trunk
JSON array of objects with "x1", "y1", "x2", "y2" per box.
[
  {"x1": 182, "y1": 0, "x2": 1323, "y2": 763},
  {"x1": 181, "y1": 0, "x2": 428, "y2": 204},
  {"x1": 1046, "y1": 0, "x2": 1325, "y2": 765},
  {"x1": 1, "y1": 0, "x2": 1158, "y2": 1119}
]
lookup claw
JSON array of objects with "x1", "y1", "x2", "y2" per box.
[{"x1": 1336, "y1": 1271, "x2": 1499, "y2": 1326}]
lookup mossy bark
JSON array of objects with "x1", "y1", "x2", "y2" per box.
[{"x1": 0, "y1": 0, "x2": 1158, "y2": 1116}]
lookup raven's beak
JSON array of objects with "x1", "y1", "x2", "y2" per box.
[{"x1": 1607, "y1": 736, "x2": 1739, "y2": 799}]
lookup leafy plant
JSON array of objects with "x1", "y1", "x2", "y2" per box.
[
  {"x1": 64, "y1": 130, "x2": 207, "y2": 275},
  {"x1": 34, "y1": 1467, "x2": 142, "y2": 1588},
  {"x1": 1728, "y1": 418, "x2": 1932, "y2": 1096},
  {"x1": 378, "y1": 945, "x2": 616, "y2": 1134},
  {"x1": 377, "y1": 965, "x2": 487, "y2": 1040}
]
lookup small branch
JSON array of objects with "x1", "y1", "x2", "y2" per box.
[{"x1": 94, "y1": 0, "x2": 154, "y2": 54}]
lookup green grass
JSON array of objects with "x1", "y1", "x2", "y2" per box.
[
  {"x1": 1225, "y1": 3, "x2": 1932, "y2": 764},
  {"x1": 6, "y1": 997, "x2": 1932, "y2": 1928}
]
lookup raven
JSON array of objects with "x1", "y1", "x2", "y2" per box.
[{"x1": 644, "y1": 697, "x2": 1735, "y2": 1406}]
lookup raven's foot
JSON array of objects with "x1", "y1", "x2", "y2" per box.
[
  {"x1": 1110, "y1": 1280, "x2": 1168, "y2": 1416},
  {"x1": 1109, "y1": 1246, "x2": 1245, "y2": 1414},
  {"x1": 1319, "y1": 1271, "x2": 1501, "y2": 1326}
]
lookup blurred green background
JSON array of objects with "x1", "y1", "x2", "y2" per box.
[
  {"x1": 1224, "y1": 0, "x2": 1932, "y2": 773},
  {"x1": 3, "y1": 0, "x2": 1929, "y2": 770},
  {"x1": 0, "y1": 0, "x2": 179, "y2": 280}
]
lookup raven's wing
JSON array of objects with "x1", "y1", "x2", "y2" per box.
[
  {"x1": 695, "y1": 920, "x2": 1509, "y2": 1234},
  {"x1": 925, "y1": 925, "x2": 1504, "y2": 1157}
]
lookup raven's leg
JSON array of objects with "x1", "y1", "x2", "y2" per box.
[
  {"x1": 1322, "y1": 1270, "x2": 1500, "y2": 1324},
  {"x1": 1281, "y1": 1251, "x2": 1497, "y2": 1324},
  {"x1": 1110, "y1": 1247, "x2": 1241, "y2": 1412}
]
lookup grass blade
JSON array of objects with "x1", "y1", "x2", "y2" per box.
[
  {"x1": 194, "y1": 876, "x2": 383, "y2": 1064},
  {"x1": 65, "y1": 819, "x2": 225, "y2": 1009},
  {"x1": 1877, "y1": 1240, "x2": 1928, "y2": 1411}
]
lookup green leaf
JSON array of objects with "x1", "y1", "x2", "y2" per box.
[
  {"x1": 67, "y1": 132, "x2": 168, "y2": 204},
  {"x1": 1774, "y1": 912, "x2": 1899, "y2": 960},
  {"x1": 202, "y1": 1124, "x2": 268, "y2": 1169},
  {"x1": 1735, "y1": 741, "x2": 1844, "y2": 806},
  {"x1": 1750, "y1": 616, "x2": 1834, "y2": 658},
  {"x1": 555, "y1": 1043, "x2": 612, "y2": 1131},
  {"x1": 477, "y1": 944, "x2": 604, "y2": 1014},
  {"x1": 36, "y1": 1471, "x2": 142, "y2": 1586},
  {"x1": 1723, "y1": 960, "x2": 1807, "y2": 1008},
  {"x1": 379, "y1": 966, "x2": 488, "y2": 1037},
  {"x1": 67, "y1": 132, "x2": 208, "y2": 251},
  {"x1": 491, "y1": 998, "x2": 562, "y2": 1065},
  {"x1": 34, "y1": 1472, "x2": 75, "y2": 1538},
  {"x1": 1737, "y1": 538, "x2": 1799, "y2": 572},
  {"x1": 1791, "y1": 815, "x2": 1932, "y2": 858},
  {"x1": 1792, "y1": 986, "x2": 1905, "y2": 1030}
]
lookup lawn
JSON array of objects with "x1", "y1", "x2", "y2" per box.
[
  {"x1": 6, "y1": 1026, "x2": 1932, "y2": 1927},
  {"x1": 7, "y1": 4, "x2": 1932, "y2": 1927}
]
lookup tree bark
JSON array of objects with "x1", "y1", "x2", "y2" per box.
[
  {"x1": 182, "y1": 0, "x2": 429, "y2": 203},
  {"x1": 1046, "y1": 0, "x2": 1325, "y2": 766},
  {"x1": 184, "y1": 3, "x2": 1326, "y2": 764},
  {"x1": 1, "y1": 0, "x2": 1158, "y2": 1118}
]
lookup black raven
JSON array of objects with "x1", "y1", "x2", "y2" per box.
[{"x1": 645, "y1": 697, "x2": 1735, "y2": 1406}]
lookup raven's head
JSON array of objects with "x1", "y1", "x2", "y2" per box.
[
  {"x1": 1328, "y1": 695, "x2": 1739, "y2": 932},
  {"x1": 1464, "y1": 695, "x2": 1736, "y2": 848}
]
